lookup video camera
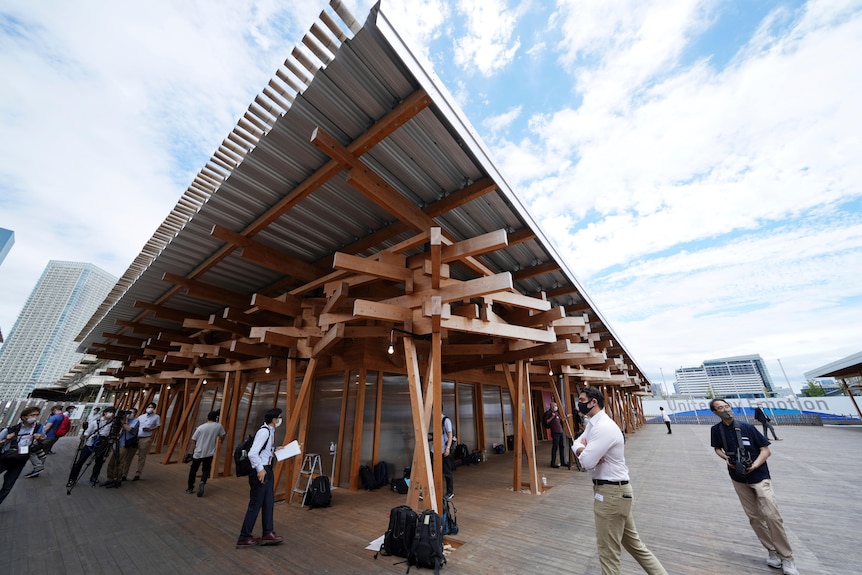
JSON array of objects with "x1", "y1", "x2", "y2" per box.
[{"x1": 727, "y1": 450, "x2": 753, "y2": 475}]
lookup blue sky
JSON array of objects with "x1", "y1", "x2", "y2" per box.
[{"x1": 1, "y1": 0, "x2": 860, "y2": 391}]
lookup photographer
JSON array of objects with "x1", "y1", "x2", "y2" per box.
[
  {"x1": 709, "y1": 399, "x2": 798, "y2": 575},
  {"x1": 0, "y1": 406, "x2": 46, "y2": 505},
  {"x1": 66, "y1": 406, "x2": 116, "y2": 488}
]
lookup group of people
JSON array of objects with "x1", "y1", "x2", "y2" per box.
[{"x1": 572, "y1": 388, "x2": 799, "y2": 575}]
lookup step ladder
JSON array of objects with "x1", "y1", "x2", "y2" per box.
[{"x1": 290, "y1": 453, "x2": 323, "y2": 507}]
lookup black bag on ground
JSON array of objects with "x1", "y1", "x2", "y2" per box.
[
  {"x1": 307, "y1": 475, "x2": 332, "y2": 508},
  {"x1": 391, "y1": 477, "x2": 409, "y2": 494},
  {"x1": 452, "y1": 443, "x2": 469, "y2": 466},
  {"x1": 374, "y1": 460, "x2": 389, "y2": 489},
  {"x1": 376, "y1": 504, "x2": 418, "y2": 559},
  {"x1": 408, "y1": 509, "x2": 446, "y2": 573},
  {"x1": 233, "y1": 434, "x2": 255, "y2": 477},
  {"x1": 360, "y1": 464, "x2": 377, "y2": 490},
  {"x1": 442, "y1": 497, "x2": 458, "y2": 535}
]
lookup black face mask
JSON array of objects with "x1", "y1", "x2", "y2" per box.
[{"x1": 577, "y1": 401, "x2": 592, "y2": 415}]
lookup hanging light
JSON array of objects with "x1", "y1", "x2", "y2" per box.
[
  {"x1": 203, "y1": 378, "x2": 207, "y2": 385},
  {"x1": 387, "y1": 330, "x2": 395, "y2": 355},
  {"x1": 548, "y1": 361, "x2": 554, "y2": 377},
  {"x1": 265, "y1": 366, "x2": 271, "y2": 374}
]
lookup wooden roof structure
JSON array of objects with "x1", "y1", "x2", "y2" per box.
[{"x1": 76, "y1": 0, "x2": 655, "y2": 512}]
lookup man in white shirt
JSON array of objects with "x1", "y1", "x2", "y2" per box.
[
  {"x1": 131, "y1": 402, "x2": 160, "y2": 481},
  {"x1": 237, "y1": 408, "x2": 285, "y2": 549},
  {"x1": 574, "y1": 387, "x2": 667, "y2": 575},
  {"x1": 186, "y1": 410, "x2": 225, "y2": 497}
]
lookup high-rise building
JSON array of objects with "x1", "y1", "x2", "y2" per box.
[
  {"x1": 0, "y1": 227, "x2": 13, "y2": 266},
  {"x1": 675, "y1": 354, "x2": 776, "y2": 398},
  {"x1": 0, "y1": 260, "x2": 116, "y2": 401}
]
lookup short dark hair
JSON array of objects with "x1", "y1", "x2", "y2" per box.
[
  {"x1": 579, "y1": 386, "x2": 604, "y2": 409},
  {"x1": 709, "y1": 398, "x2": 730, "y2": 412},
  {"x1": 263, "y1": 408, "x2": 283, "y2": 423},
  {"x1": 103, "y1": 406, "x2": 116, "y2": 414},
  {"x1": 207, "y1": 410, "x2": 220, "y2": 421},
  {"x1": 146, "y1": 402, "x2": 157, "y2": 409},
  {"x1": 20, "y1": 406, "x2": 40, "y2": 418}
]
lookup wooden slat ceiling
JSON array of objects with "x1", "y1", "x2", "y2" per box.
[{"x1": 75, "y1": 1, "x2": 651, "y2": 391}]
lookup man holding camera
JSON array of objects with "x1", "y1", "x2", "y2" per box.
[{"x1": 709, "y1": 399, "x2": 798, "y2": 575}]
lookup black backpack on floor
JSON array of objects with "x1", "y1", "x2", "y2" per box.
[
  {"x1": 360, "y1": 464, "x2": 377, "y2": 490},
  {"x1": 374, "y1": 460, "x2": 389, "y2": 489},
  {"x1": 408, "y1": 509, "x2": 446, "y2": 573},
  {"x1": 307, "y1": 475, "x2": 332, "y2": 508},
  {"x1": 375, "y1": 504, "x2": 418, "y2": 559},
  {"x1": 442, "y1": 497, "x2": 458, "y2": 535},
  {"x1": 391, "y1": 477, "x2": 409, "y2": 494}
]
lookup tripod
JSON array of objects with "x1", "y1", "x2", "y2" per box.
[{"x1": 66, "y1": 417, "x2": 122, "y2": 495}]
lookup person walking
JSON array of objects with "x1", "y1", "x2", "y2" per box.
[
  {"x1": 754, "y1": 402, "x2": 781, "y2": 441},
  {"x1": 0, "y1": 406, "x2": 46, "y2": 504},
  {"x1": 236, "y1": 408, "x2": 285, "y2": 549},
  {"x1": 67, "y1": 406, "x2": 116, "y2": 488},
  {"x1": 543, "y1": 403, "x2": 568, "y2": 468},
  {"x1": 131, "y1": 402, "x2": 160, "y2": 481},
  {"x1": 573, "y1": 387, "x2": 668, "y2": 575},
  {"x1": 710, "y1": 399, "x2": 798, "y2": 574},
  {"x1": 659, "y1": 407, "x2": 672, "y2": 434},
  {"x1": 185, "y1": 410, "x2": 225, "y2": 497}
]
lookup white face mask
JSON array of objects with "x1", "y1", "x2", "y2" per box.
[
  {"x1": 26, "y1": 416, "x2": 38, "y2": 424},
  {"x1": 104, "y1": 413, "x2": 114, "y2": 420},
  {"x1": 146, "y1": 408, "x2": 155, "y2": 414},
  {"x1": 274, "y1": 418, "x2": 283, "y2": 428}
]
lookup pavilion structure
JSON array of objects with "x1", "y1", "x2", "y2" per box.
[{"x1": 76, "y1": 0, "x2": 654, "y2": 513}]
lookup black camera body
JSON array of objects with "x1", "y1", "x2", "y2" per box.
[
  {"x1": 117, "y1": 410, "x2": 132, "y2": 420},
  {"x1": 727, "y1": 450, "x2": 753, "y2": 474}
]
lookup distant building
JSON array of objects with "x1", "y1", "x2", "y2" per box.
[
  {"x1": 675, "y1": 354, "x2": 776, "y2": 398},
  {"x1": 0, "y1": 227, "x2": 13, "y2": 266},
  {"x1": 0, "y1": 261, "x2": 116, "y2": 401}
]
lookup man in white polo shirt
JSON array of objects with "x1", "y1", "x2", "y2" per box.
[
  {"x1": 574, "y1": 386, "x2": 667, "y2": 575},
  {"x1": 131, "y1": 402, "x2": 160, "y2": 481}
]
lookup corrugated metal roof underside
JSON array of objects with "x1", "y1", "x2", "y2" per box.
[{"x1": 76, "y1": 2, "x2": 647, "y2": 382}]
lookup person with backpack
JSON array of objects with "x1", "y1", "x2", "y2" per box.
[
  {"x1": 22, "y1": 404, "x2": 65, "y2": 478},
  {"x1": 439, "y1": 413, "x2": 455, "y2": 500},
  {"x1": 1, "y1": 406, "x2": 46, "y2": 504},
  {"x1": 236, "y1": 407, "x2": 285, "y2": 549}
]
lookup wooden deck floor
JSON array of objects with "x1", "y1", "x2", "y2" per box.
[{"x1": 1, "y1": 423, "x2": 858, "y2": 574}]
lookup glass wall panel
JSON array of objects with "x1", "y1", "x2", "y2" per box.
[
  {"x1": 360, "y1": 370, "x2": 378, "y2": 466},
  {"x1": 456, "y1": 383, "x2": 476, "y2": 449},
  {"x1": 483, "y1": 385, "x2": 504, "y2": 451},
  {"x1": 378, "y1": 373, "x2": 415, "y2": 476},
  {"x1": 340, "y1": 373, "x2": 356, "y2": 487},
  {"x1": 308, "y1": 374, "x2": 345, "y2": 483}
]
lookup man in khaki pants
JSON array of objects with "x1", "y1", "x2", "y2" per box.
[
  {"x1": 573, "y1": 386, "x2": 668, "y2": 575},
  {"x1": 131, "y1": 402, "x2": 160, "y2": 481}
]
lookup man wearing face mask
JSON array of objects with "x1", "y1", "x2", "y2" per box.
[
  {"x1": 709, "y1": 399, "x2": 798, "y2": 575},
  {"x1": 543, "y1": 403, "x2": 568, "y2": 469},
  {"x1": 67, "y1": 406, "x2": 116, "y2": 488},
  {"x1": 131, "y1": 402, "x2": 160, "y2": 481},
  {"x1": 1, "y1": 407, "x2": 45, "y2": 504},
  {"x1": 573, "y1": 387, "x2": 667, "y2": 575},
  {"x1": 236, "y1": 407, "x2": 286, "y2": 549}
]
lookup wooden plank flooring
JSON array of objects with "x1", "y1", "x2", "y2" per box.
[{"x1": 1, "y1": 423, "x2": 858, "y2": 574}]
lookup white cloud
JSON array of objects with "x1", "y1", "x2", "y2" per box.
[{"x1": 453, "y1": 0, "x2": 523, "y2": 76}]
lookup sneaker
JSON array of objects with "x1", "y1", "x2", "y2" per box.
[
  {"x1": 185, "y1": 488, "x2": 194, "y2": 494},
  {"x1": 445, "y1": 492, "x2": 454, "y2": 500},
  {"x1": 767, "y1": 550, "x2": 782, "y2": 569},
  {"x1": 259, "y1": 532, "x2": 284, "y2": 545},
  {"x1": 235, "y1": 537, "x2": 259, "y2": 549},
  {"x1": 197, "y1": 482, "x2": 205, "y2": 497},
  {"x1": 25, "y1": 469, "x2": 43, "y2": 478},
  {"x1": 781, "y1": 559, "x2": 799, "y2": 575}
]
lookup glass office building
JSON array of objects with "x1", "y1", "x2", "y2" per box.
[{"x1": 675, "y1": 354, "x2": 776, "y2": 398}]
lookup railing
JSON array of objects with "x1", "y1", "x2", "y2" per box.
[{"x1": 646, "y1": 413, "x2": 826, "y2": 426}]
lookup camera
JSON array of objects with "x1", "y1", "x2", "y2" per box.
[
  {"x1": 117, "y1": 410, "x2": 132, "y2": 420},
  {"x1": 727, "y1": 451, "x2": 753, "y2": 475}
]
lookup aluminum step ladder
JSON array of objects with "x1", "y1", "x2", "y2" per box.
[{"x1": 290, "y1": 453, "x2": 323, "y2": 507}]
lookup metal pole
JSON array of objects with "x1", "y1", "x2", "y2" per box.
[{"x1": 777, "y1": 358, "x2": 796, "y2": 396}]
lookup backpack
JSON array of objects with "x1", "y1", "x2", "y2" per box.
[
  {"x1": 541, "y1": 409, "x2": 551, "y2": 429},
  {"x1": 452, "y1": 444, "x2": 469, "y2": 465},
  {"x1": 0, "y1": 424, "x2": 30, "y2": 462},
  {"x1": 374, "y1": 461, "x2": 389, "y2": 489},
  {"x1": 442, "y1": 497, "x2": 458, "y2": 535},
  {"x1": 234, "y1": 428, "x2": 268, "y2": 477},
  {"x1": 493, "y1": 444, "x2": 505, "y2": 454},
  {"x1": 376, "y1": 505, "x2": 418, "y2": 559},
  {"x1": 391, "y1": 477, "x2": 409, "y2": 494},
  {"x1": 55, "y1": 414, "x2": 72, "y2": 438},
  {"x1": 408, "y1": 509, "x2": 446, "y2": 573},
  {"x1": 359, "y1": 464, "x2": 377, "y2": 490},
  {"x1": 307, "y1": 475, "x2": 332, "y2": 508}
]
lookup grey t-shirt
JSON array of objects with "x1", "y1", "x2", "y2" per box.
[{"x1": 191, "y1": 421, "x2": 226, "y2": 458}]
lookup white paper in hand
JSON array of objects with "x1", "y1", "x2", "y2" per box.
[{"x1": 275, "y1": 440, "x2": 301, "y2": 461}]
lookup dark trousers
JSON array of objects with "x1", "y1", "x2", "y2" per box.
[
  {"x1": 664, "y1": 421, "x2": 672, "y2": 434},
  {"x1": 68, "y1": 444, "x2": 97, "y2": 483},
  {"x1": 0, "y1": 459, "x2": 27, "y2": 504},
  {"x1": 550, "y1": 431, "x2": 567, "y2": 466},
  {"x1": 442, "y1": 453, "x2": 454, "y2": 496},
  {"x1": 240, "y1": 466, "x2": 274, "y2": 538},
  {"x1": 188, "y1": 456, "x2": 213, "y2": 490}
]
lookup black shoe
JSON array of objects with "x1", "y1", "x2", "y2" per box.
[
  {"x1": 100, "y1": 481, "x2": 114, "y2": 487},
  {"x1": 197, "y1": 482, "x2": 205, "y2": 497},
  {"x1": 185, "y1": 488, "x2": 194, "y2": 494},
  {"x1": 132, "y1": 476, "x2": 140, "y2": 481},
  {"x1": 551, "y1": 464, "x2": 560, "y2": 468},
  {"x1": 121, "y1": 476, "x2": 127, "y2": 481}
]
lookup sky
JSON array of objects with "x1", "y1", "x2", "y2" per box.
[{"x1": 1, "y1": 0, "x2": 860, "y2": 393}]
